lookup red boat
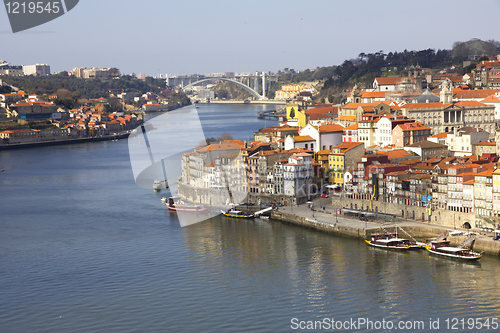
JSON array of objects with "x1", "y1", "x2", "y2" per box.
[{"x1": 161, "y1": 197, "x2": 209, "y2": 212}]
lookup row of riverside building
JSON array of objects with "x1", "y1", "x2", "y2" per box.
[
  {"x1": 178, "y1": 60, "x2": 500, "y2": 227},
  {"x1": 0, "y1": 92, "x2": 142, "y2": 144}
]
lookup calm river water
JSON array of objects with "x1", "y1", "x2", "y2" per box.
[{"x1": 1, "y1": 104, "x2": 500, "y2": 332}]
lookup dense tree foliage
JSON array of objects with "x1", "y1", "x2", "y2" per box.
[
  {"x1": 451, "y1": 39, "x2": 500, "y2": 61},
  {"x1": 0, "y1": 85, "x2": 13, "y2": 94},
  {"x1": 213, "y1": 81, "x2": 252, "y2": 100},
  {"x1": 1, "y1": 74, "x2": 170, "y2": 99}
]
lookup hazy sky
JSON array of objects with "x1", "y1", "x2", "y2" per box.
[{"x1": 1, "y1": 0, "x2": 500, "y2": 76}]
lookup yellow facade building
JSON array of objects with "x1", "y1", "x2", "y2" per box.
[
  {"x1": 328, "y1": 142, "x2": 365, "y2": 186},
  {"x1": 286, "y1": 104, "x2": 307, "y2": 128}
]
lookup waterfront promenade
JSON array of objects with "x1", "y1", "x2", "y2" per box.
[{"x1": 264, "y1": 196, "x2": 500, "y2": 257}]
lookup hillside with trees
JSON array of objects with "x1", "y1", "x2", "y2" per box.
[
  {"x1": 1, "y1": 73, "x2": 176, "y2": 99},
  {"x1": 451, "y1": 38, "x2": 500, "y2": 60},
  {"x1": 213, "y1": 81, "x2": 252, "y2": 100},
  {"x1": 1, "y1": 73, "x2": 191, "y2": 110},
  {"x1": 265, "y1": 39, "x2": 499, "y2": 104}
]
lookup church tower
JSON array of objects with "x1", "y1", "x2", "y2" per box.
[
  {"x1": 440, "y1": 80, "x2": 452, "y2": 104},
  {"x1": 408, "y1": 64, "x2": 423, "y2": 91},
  {"x1": 348, "y1": 83, "x2": 362, "y2": 103}
]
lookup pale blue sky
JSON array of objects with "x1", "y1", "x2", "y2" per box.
[{"x1": 1, "y1": 0, "x2": 500, "y2": 76}]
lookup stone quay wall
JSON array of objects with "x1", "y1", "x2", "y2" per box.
[{"x1": 331, "y1": 196, "x2": 476, "y2": 229}]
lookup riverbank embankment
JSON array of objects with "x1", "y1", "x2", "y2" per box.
[
  {"x1": 237, "y1": 197, "x2": 500, "y2": 257},
  {"x1": 0, "y1": 131, "x2": 131, "y2": 150}
]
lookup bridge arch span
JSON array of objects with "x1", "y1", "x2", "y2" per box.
[{"x1": 182, "y1": 78, "x2": 264, "y2": 100}]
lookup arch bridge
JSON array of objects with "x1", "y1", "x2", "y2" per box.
[{"x1": 183, "y1": 77, "x2": 266, "y2": 100}]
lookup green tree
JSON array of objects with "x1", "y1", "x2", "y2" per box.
[{"x1": 216, "y1": 89, "x2": 229, "y2": 99}]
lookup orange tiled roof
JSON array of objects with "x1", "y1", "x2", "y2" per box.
[
  {"x1": 400, "y1": 102, "x2": 450, "y2": 109},
  {"x1": 319, "y1": 124, "x2": 344, "y2": 133},
  {"x1": 482, "y1": 95, "x2": 500, "y2": 103},
  {"x1": 452, "y1": 89, "x2": 500, "y2": 99},
  {"x1": 374, "y1": 77, "x2": 415, "y2": 85},
  {"x1": 222, "y1": 140, "x2": 245, "y2": 149},
  {"x1": 332, "y1": 141, "x2": 364, "y2": 152},
  {"x1": 341, "y1": 102, "x2": 379, "y2": 109},
  {"x1": 475, "y1": 170, "x2": 493, "y2": 177},
  {"x1": 294, "y1": 135, "x2": 315, "y2": 142},
  {"x1": 336, "y1": 115, "x2": 356, "y2": 121},
  {"x1": 195, "y1": 142, "x2": 241, "y2": 152},
  {"x1": 475, "y1": 140, "x2": 495, "y2": 146},
  {"x1": 431, "y1": 132, "x2": 448, "y2": 138},
  {"x1": 344, "y1": 123, "x2": 359, "y2": 130},
  {"x1": 454, "y1": 100, "x2": 487, "y2": 107},
  {"x1": 396, "y1": 122, "x2": 430, "y2": 131},
  {"x1": 384, "y1": 149, "x2": 412, "y2": 159},
  {"x1": 361, "y1": 91, "x2": 387, "y2": 98}
]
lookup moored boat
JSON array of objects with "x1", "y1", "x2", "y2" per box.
[
  {"x1": 365, "y1": 236, "x2": 411, "y2": 250},
  {"x1": 221, "y1": 208, "x2": 255, "y2": 218},
  {"x1": 153, "y1": 180, "x2": 168, "y2": 192},
  {"x1": 161, "y1": 196, "x2": 209, "y2": 212},
  {"x1": 425, "y1": 239, "x2": 482, "y2": 261}
]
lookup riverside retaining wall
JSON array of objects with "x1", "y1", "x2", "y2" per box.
[
  {"x1": 332, "y1": 197, "x2": 480, "y2": 230},
  {"x1": 269, "y1": 210, "x2": 500, "y2": 256},
  {"x1": 271, "y1": 211, "x2": 367, "y2": 239}
]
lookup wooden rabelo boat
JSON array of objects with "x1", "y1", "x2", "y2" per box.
[
  {"x1": 425, "y1": 238, "x2": 482, "y2": 261},
  {"x1": 365, "y1": 232, "x2": 411, "y2": 250}
]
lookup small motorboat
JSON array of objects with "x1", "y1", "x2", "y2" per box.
[{"x1": 221, "y1": 208, "x2": 255, "y2": 218}]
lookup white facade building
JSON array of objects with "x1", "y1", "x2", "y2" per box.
[
  {"x1": 376, "y1": 116, "x2": 393, "y2": 147},
  {"x1": 23, "y1": 64, "x2": 50, "y2": 76},
  {"x1": 446, "y1": 127, "x2": 490, "y2": 156},
  {"x1": 283, "y1": 153, "x2": 313, "y2": 197},
  {"x1": 298, "y1": 124, "x2": 320, "y2": 152}
]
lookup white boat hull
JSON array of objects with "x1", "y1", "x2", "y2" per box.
[
  {"x1": 425, "y1": 246, "x2": 482, "y2": 261},
  {"x1": 365, "y1": 240, "x2": 410, "y2": 250}
]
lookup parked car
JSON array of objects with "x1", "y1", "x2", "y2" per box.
[{"x1": 321, "y1": 193, "x2": 329, "y2": 198}]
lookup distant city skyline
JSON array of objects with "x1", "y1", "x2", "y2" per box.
[{"x1": 1, "y1": 0, "x2": 500, "y2": 77}]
